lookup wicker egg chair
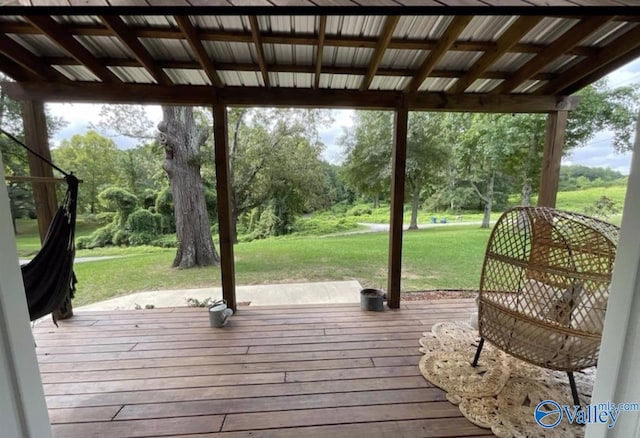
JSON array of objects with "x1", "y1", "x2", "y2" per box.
[{"x1": 472, "y1": 206, "x2": 619, "y2": 406}]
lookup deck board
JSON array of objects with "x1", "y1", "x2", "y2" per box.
[{"x1": 34, "y1": 299, "x2": 493, "y2": 437}]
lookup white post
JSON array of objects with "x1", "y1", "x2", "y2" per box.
[
  {"x1": 586, "y1": 116, "x2": 640, "y2": 437},
  {"x1": 0, "y1": 156, "x2": 52, "y2": 437}
]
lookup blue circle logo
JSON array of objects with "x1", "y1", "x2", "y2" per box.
[{"x1": 535, "y1": 400, "x2": 563, "y2": 429}]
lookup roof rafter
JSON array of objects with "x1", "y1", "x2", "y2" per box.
[
  {"x1": 448, "y1": 15, "x2": 543, "y2": 94},
  {"x1": 491, "y1": 15, "x2": 612, "y2": 94},
  {"x1": 100, "y1": 15, "x2": 173, "y2": 86},
  {"x1": 175, "y1": 15, "x2": 223, "y2": 88},
  {"x1": 360, "y1": 16, "x2": 400, "y2": 91},
  {"x1": 26, "y1": 15, "x2": 120, "y2": 84},
  {"x1": 248, "y1": 16, "x2": 270, "y2": 89},
  {"x1": 314, "y1": 15, "x2": 326, "y2": 90},
  {"x1": 0, "y1": 33, "x2": 67, "y2": 82},
  {"x1": 539, "y1": 23, "x2": 640, "y2": 95},
  {"x1": 0, "y1": 53, "x2": 39, "y2": 82},
  {"x1": 404, "y1": 16, "x2": 474, "y2": 93}
]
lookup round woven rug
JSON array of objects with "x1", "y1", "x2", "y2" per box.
[{"x1": 419, "y1": 321, "x2": 596, "y2": 438}]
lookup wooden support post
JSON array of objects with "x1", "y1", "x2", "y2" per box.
[
  {"x1": 387, "y1": 106, "x2": 408, "y2": 309},
  {"x1": 213, "y1": 104, "x2": 237, "y2": 312},
  {"x1": 20, "y1": 100, "x2": 57, "y2": 242},
  {"x1": 21, "y1": 100, "x2": 73, "y2": 320},
  {"x1": 537, "y1": 110, "x2": 568, "y2": 207}
]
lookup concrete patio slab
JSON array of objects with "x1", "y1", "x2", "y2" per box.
[{"x1": 75, "y1": 280, "x2": 363, "y2": 311}]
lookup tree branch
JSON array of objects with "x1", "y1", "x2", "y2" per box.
[{"x1": 470, "y1": 180, "x2": 490, "y2": 203}]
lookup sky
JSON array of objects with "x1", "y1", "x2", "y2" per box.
[{"x1": 47, "y1": 57, "x2": 640, "y2": 175}]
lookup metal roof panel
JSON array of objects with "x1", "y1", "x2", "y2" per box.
[
  {"x1": 490, "y1": 52, "x2": 537, "y2": 72},
  {"x1": 437, "y1": 51, "x2": 483, "y2": 70},
  {"x1": 326, "y1": 16, "x2": 385, "y2": 37},
  {"x1": 164, "y1": 68, "x2": 210, "y2": 86},
  {"x1": 459, "y1": 16, "x2": 517, "y2": 41},
  {"x1": 466, "y1": 78, "x2": 503, "y2": 93},
  {"x1": 380, "y1": 49, "x2": 425, "y2": 70},
  {"x1": 324, "y1": 47, "x2": 374, "y2": 68},
  {"x1": 520, "y1": 17, "x2": 580, "y2": 44},
  {"x1": 108, "y1": 66, "x2": 156, "y2": 84},
  {"x1": 264, "y1": 43, "x2": 314, "y2": 65},
  {"x1": 139, "y1": 38, "x2": 194, "y2": 62},
  {"x1": 394, "y1": 16, "x2": 453, "y2": 40},
  {"x1": 120, "y1": 15, "x2": 175, "y2": 28},
  {"x1": 418, "y1": 77, "x2": 457, "y2": 92},
  {"x1": 74, "y1": 35, "x2": 132, "y2": 59},
  {"x1": 52, "y1": 65, "x2": 99, "y2": 82},
  {"x1": 7, "y1": 33, "x2": 67, "y2": 57},
  {"x1": 204, "y1": 41, "x2": 256, "y2": 64},
  {"x1": 370, "y1": 75, "x2": 408, "y2": 91}
]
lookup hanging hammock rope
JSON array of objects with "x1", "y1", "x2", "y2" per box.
[{"x1": 1, "y1": 128, "x2": 78, "y2": 323}]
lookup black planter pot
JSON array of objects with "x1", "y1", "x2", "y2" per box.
[{"x1": 360, "y1": 288, "x2": 385, "y2": 311}]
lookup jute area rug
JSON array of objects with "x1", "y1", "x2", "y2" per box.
[{"x1": 419, "y1": 321, "x2": 595, "y2": 438}]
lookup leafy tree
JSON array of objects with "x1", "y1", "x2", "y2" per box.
[
  {"x1": 93, "y1": 104, "x2": 219, "y2": 268},
  {"x1": 406, "y1": 112, "x2": 450, "y2": 229},
  {"x1": 228, "y1": 108, "x2": 332, "y2": 240},
  {"x1": 339, "y1": 111, "x2": 393, "y2": 208},
  {"x1": 158, "y1": 106, "x2": 219, "y2": 268},
  {"x1": 53, "y1": 131, "x2": 119, "y2": 214}
]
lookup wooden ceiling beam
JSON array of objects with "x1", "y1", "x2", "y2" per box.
[
  {"x1": 314, "y1": 16, "x2": 326, "y2": 90},
  {"x1": 448, "y1": 16, "x2": 543, "y2": 94},
  {"x1": 562, "y1": 43, "x2": 640, "y2": 95},
  {"x1": 0, "y1": 34, "x2": 67, "y2": 82},
  {"x1": 0, "y1": 53, "x2": 40, "y2": 82},
  {"x1": 248, "y1": 16, "x2": 270, "y2": 89},
  {"x1": 26, "y1": 16, "x2": 120, "y2": 84},
  {"x1": 491, "y1": 15, "x2": 612, "y2": 94},
  {"x1": 404, "y1": 16, "x2": 474, "y2": 93},
  {"x1": 175, "y1": 16, "x2": 223, "y2": 88},
  {"x1": 0, "y1": 21, "x2": 601, "y2": 57},
  {"x1": 360, "y1": 16, "x2": 400, "y2": 91},
  {"x1": 540, "y1": 23, "x2": 640, "y2": 95},
  {"x1": 41, "y1": 55, "x2": 556, "y2": 81},
  {"x1": 1, "y1": 80, "x2": 578, "y2": 113},
  {"x1": 100, "y1": 15, "x2": 173, "y2": 86}
]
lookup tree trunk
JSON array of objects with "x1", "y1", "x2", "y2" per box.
[
  {"x1": 521, "y1": 177, "x2": 532, "y2": 207},
  {"x1": 158, "y1": 106, "x2": 220, "y2": 268},
  {"x1": 373, "y1": 194, "x2": 380, "y2": 209},
  {"x1": 409, "y1": 186, "x2": 420, "y2": 230},
  {"x1": 481, "y1": 171, "x2": 494, "y2": 229},
  {"x1": 520, "y1": 137, "x2": 537, "y2": 207}
]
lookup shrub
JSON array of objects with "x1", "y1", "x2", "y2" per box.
[
  {"x1": 150, "y1": 234, "x2": 177, "y2": 248},
  {"x1": 346, "y1": 205, "x2": 372, "y2": 217},
  {"x1": 88, "y1": 225, "x2": 115, "y2": 248},
  {"x1": 126, "y1": 209, "x2": 158, "y2": 234}
]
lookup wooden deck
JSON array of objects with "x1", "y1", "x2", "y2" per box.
[{"x1": 32, "y1": 299, "x2": 494, "y2": 438}]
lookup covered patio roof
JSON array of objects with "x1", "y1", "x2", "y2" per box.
[{"x1": 1, "y1": 10, "x2": 639, "y2": 110}]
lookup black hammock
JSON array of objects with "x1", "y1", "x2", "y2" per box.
[
  {"x1": 21, "y1": 174, "x2": 79, "y2": 321},
  {"x1": 1, "y1": 128, "x2": 78, "y2": 322}
]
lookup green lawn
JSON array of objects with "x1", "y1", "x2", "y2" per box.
[
  {"x1": 13, "y1": 183, "x2": 627, "y2": 305},
  {"x1": 62, "y1": 226, "x2": 490, "y2": 306}
]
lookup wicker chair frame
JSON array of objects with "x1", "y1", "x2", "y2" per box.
[{"x1": 472, "y1": 207, "x2": 619, "y2": 405}]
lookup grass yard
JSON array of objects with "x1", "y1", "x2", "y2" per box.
[
  {"x1": 62, "y1": 226, "x2": 491, "y2": 306},
  {"x1": 12, "y1": 183, "x2": 626, "y2": 305}
]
